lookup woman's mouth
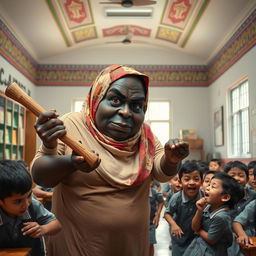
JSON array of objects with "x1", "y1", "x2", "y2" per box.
[{"x1": 110, "y1": 122, "x2": 132, "y2": 133}]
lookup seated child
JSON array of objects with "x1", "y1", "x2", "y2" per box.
[
  {"x1": 208, "y1": 158, "x2": 222, "y2": 172},
  {"x1": 183, "y1": 172, "x2": 244, "y2": 256},
  {"x1": 164, "y1": 162, "x2": 203, "y2": 256},
  {"x1": 247, "y1": 160, "x2": 256, "y2": 190},
  {"x1": 165, "y1": 173, "x2": 182, "y2": 205},
  {"x1": 149, "y1": 180, "x2": 164, "y2": 256},
  {"x1": 233, "y1": 199, "x2": 256, "y2": 249},
  {"x1": 224, "y1": 160, "x2": 256, "y2": 255},
  {"x1": 0, "y1": 160, "x2": 62, "y2": 256},
  {"x1": 201, "y1": 170, "x2": 216, "y2": 195},
  {"x1": 32, "y1": 185, "x2": 53, "y2": 211}
]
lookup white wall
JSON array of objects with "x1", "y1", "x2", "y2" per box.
[
  {"x1": 209, "y1": 46, "x2": 256, "y2": 158},
  {"x1": 0, "y1": 56, "x2": 36, "y2": 97}
]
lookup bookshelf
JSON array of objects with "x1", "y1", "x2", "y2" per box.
[{"x1": 0, "y1": 91, "x2": 26, "y2": 160}]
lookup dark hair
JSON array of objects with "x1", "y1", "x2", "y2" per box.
[
  {"x1": 223, "y1": 161, "x2": 248, "y2": 178},
  {"x1": 178, "y1": 162, "x2": 203, "y2": 180},
  {"x1": 248, "y1": 160, "x2": 256, "y2": 170},
  {"x1": 209, "y1": 158, "x2": 222, "y2": 166},
  {"x1": 212, "y1": 172, "x2": 244, "y2": 209},
  {"x1": 0, "y1": 160, "x2": 32, "y2": 200},
  {"x1": 203, "y1": 170, "x2": 216, "y2": 180}
]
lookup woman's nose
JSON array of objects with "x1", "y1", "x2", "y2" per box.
[{"x1": 118, "y1": 104, "x2": 131, "y2": 118}]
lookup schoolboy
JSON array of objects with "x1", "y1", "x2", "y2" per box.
[
  {"x1": 247, "y1": 160, "x2": 256, "y2": 190},
  {"x1": 224, "y1": 160, "x2": 256, "y2": 255},
  {"x1": 233, "y1": 199, "x2": 256, "y2": 249},
  {"x1": 201, "y1": 170, "x2": 216, "y2": 195},
  {"x1": 164, "y1": 173, "x2": 182, "y2": 205},
  {"x1": 0, "y1": 160, "x2": 62, "y2": 256},
  {"x1": 149, "y1": 180, "x2": 164, "y2": 256},
  {"x1": 224, "y1": 161, "x2": 256, "y2": 218},
  {"x1": 208, "y1": 158, "x2": 222, "y2": 172},
  {"x1": 164, "y1": 162, "x2": 203, "y2": 256},
  {"x1": 183, "y1": 172, "x2": 244, "y2": 256}
]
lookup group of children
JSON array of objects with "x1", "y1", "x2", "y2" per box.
[
  {"x1": 150, "y1": 159, "x2": 256, "y2": 256},
  {"x1": 1, "y1": 158, "x2": 256, "y2": 256}
]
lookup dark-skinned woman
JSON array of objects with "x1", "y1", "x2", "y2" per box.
[{"x1": 31, "y1": 64, "x2": 189, "y2": 256}]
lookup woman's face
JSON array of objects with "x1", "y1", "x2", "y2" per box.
[{"x1": 95, "y1": 76, "x2": 146, "y2": 141}]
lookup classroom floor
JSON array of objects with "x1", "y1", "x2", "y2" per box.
[{"x1": 154, "y1": 208, "x2": 172, "y2": 256}]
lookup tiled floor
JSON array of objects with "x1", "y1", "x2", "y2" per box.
[{"x1": 154, "y1": 207, "x2": 172, "y2": 256}]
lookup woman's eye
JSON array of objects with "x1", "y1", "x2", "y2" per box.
[
  {"x1": 132, "y1": 103, "x2": 143, "y2": 112},
  {"x1": 111, "y1": 97, "x2": 121, "y2": 105}
]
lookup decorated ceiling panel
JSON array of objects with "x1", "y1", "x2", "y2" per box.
[
  {"x1": 46, "y1": 0, "x2": 96, "y2": 46},
  {"x1": 157, "y1": 0, "x2": 210, "y2": 47}
]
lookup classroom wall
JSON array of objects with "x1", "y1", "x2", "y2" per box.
[{"x1": 209, "y1": 46, "x2": 256, "y2": 159}]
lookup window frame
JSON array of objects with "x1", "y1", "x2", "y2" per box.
[{"x1": 227, "y1": 76, "x2": 250, "y2": 158}]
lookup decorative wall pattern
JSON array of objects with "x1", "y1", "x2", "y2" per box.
[
  {"x1": 0, "y1": 20, "x2": 37, "y2": 82},
  {"x1": 0, "y1": 8, "x2": 256, "y2": 87}
]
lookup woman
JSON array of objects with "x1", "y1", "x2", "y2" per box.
[{"x1": 31, "y1": 64, "x2": 189, "y2": 256}]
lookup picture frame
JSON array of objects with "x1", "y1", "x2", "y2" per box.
[{"x1": 214, "y1": 106, "x2": 224, "y2": 146}]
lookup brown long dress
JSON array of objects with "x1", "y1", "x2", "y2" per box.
[{"x1": 33, "y1": 112, "x2": 172, "y2": 256}]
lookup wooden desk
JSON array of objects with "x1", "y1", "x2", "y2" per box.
[
  {"x1": 240, "y1": 237, "x2": 256, "y2": 256},
  {"x1": 0, "y1": 248, "x2": 31, "y2": 256}
]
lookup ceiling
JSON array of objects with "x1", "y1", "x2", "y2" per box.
[{"x1": 0, "y1": 0, "x2": 255, "y2": 63}]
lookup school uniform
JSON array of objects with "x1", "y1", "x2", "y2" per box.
[
  {"x1": 0, "y1": 197, "x2": 56, "y2": 256},
  {"x1": 149, "y1": 187, "x2": 164, "y2": 244},
  {"x1": 228, "y1": 188, "x2": 256, "y2": 256},
  {"x1": 183, "y1": 205, "x2": 233, "y2": 256},
  {"x1": 165, "y1": 189, "x2": 203, "y2": 256},
  {"x1": 234, "y1": 199, "x2": 256, "y2": 237}
]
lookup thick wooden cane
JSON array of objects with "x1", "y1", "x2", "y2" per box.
[{"x1": 5, "y1": 82, "x2": 99, "y2": 168}]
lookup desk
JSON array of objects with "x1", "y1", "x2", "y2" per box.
[
  {"x1": 240, "y1": 237, "x2": 256, "y2": 256},
  {"x1": 0, "y1": 248, "x2": 31, "y2": 256}
]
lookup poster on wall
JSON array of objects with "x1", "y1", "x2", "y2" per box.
[{"x1": 214, "y1": 106, "x2": 224, "y2": 146}]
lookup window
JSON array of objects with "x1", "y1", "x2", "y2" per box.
[
  {"x1": 145, "y1": 100, "x2": 171, "y2": 145},
  {"x1": 230, "y1": 80, "x2": 249, "y2": 156},
  {"x1": 72, "y1": 99, "x2": 84, "y2": 112}
]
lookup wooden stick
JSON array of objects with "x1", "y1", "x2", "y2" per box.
[{"x1": 5, "y1": 82, "x2": 99, "y2": 168}]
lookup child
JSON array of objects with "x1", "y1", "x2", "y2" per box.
[
  {"x1": 164, "y1": 173, "x2": 182, "y2": 205},
  {"x1": 183, "y1": 172, "x2": 244, "y2": 256},
  {"x1": 247, "y1": 160, "x2": 256, "y2": 190},
  {"x1": 208, "y1": 158, "x2": 222, "y2": 172},
  {"x1": 0, "y1": 160, "x2": 62, "y2": 256},
  {"x1": 224, "y1": 160, "x2": 256, "y2": 255},
  {"x1": 32, "y1": 185, "x2": 53, "y2": 211},
  {"x1": 149, "y1": 180, "x2": 164, "y2": 256},
  {"x1": 164, "y1": 162, "x2": 203, "y2": 256},
  {"x1": 201, "y1": 170, "x2": 216, "y2": 195},
  {"x1": 233, "y1": 199, "x2": 256, "y2": 249}
]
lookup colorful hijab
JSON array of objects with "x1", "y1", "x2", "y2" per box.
[{"x1": 84, "y1": 64, "x2": 156, "y2": 185}]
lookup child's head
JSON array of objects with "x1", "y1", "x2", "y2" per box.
[
  {"x1": 168, "y1": 173, "x2": 182, "y2": 194},
  {"x1": 248, "y1": 160, "x2": 256, "y2": 190},
  {"x1": 205, "y1": 172, "x2": 244, "y2": 209},
  {"x1": 0, "y1": 160, "x2": 32, "y2": 218},
  {"x1": 208, "y1": 159, "x2": 222, "y2": 172},
  {"x1": 223, "y1": 161, "x2": 248, "y2": 187},
  {"x1": 178, "y1": 162, "x2": 202, "y2": 199},
  {"x1": 202, "y1": 170, "x2": 216, "y2": 194}
]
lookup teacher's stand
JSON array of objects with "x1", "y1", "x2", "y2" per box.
[
  {"x1": 0, "y1": 248, "x2": 31, "y2": 256},
  {"x1": 240, "y1": 237, "x2": 256, "y2": 256}
]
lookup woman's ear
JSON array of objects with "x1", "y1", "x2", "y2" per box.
[{"x1": 221, "y1": 193, "x2": 231, "y2": 203}]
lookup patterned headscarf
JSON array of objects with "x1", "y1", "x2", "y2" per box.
[{"x1": 85, "y1": 64, "x2": 156, "y2": 185}]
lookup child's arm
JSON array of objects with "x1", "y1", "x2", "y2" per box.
[
  {"x1": 192, "y1": 197, "x2": 206, "y2": 232},
  {"x1": 233, "y1": 221, "x2": 253, "y2": 247},
  {"x1": 153, "y1": 201, "x2": 164, "y2": 228},
  {"x1": 33, "y1": 187, "x2": 53, "y2": 201},
  {"x1": 164, "y1": 212, "x2": 184, "y2": 238},
  {"x1": 197, "y1": 229, "x2": 216, "y2": 245},
  {"x1": 21, "y1": 219, "x2": 62, "y2": 238}
]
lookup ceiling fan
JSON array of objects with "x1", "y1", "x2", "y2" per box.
[
  {"x1": 99, "y1": 0, "x2": 157, "y2": 8},
  {"x1": 105, "y1": 35, "x2": 147, "y2": 45}
]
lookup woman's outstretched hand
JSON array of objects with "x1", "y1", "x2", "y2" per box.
[{"x1": 164, "y1": 138, "x2": 189, "y2": 164}]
